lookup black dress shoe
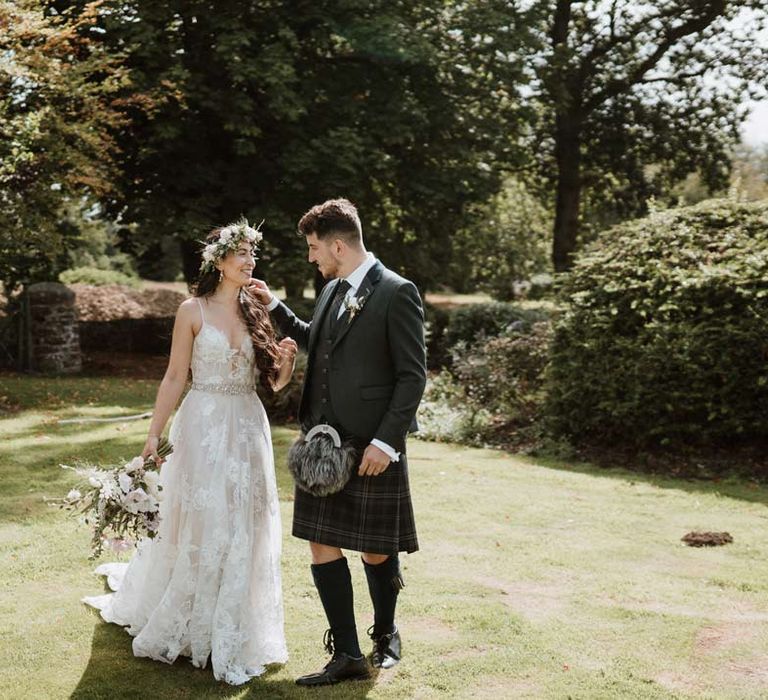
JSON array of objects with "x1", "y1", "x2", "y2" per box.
[
  {"x1": 295, "y1": 652, "x2": 370, "y2": 687},
  {"x1": 369, "y1": 625, "x2": 401, "y2": 669}
]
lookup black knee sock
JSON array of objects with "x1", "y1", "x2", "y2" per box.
[
  {"x1": 363, "y1": 554, "x2": 404, "y2": 637},
  {"x1": 311, "y1": 557, "x2": 361, "y2": 657}
]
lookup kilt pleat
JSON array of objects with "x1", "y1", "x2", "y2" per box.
[{"x1": 292, "y1": 453, "x2": 418, "y2": 554}]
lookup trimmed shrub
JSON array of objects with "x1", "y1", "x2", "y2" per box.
[
  {"x1": 60, "y1": 266, "x2": 139, "y2": 287},
  {"x1": 443, "y1": 302, "x2": 551, "y2": 353},
  {"x1": 547, "y1": 198, "x2": 768, "y2": 449},
  {"x1": 452, "y1": 322, "x2": 551, "y2": 425},
  {"x1": 417, "y1": 322, "x2": 552, "y2": 447}
]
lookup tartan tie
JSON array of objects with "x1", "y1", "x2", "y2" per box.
[{"x1": 329, "y1": 279, "x2": 351, "y2": 329}]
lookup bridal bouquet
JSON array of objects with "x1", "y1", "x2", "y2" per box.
[{"x1": 53, "y1": 439, "x2": 173, "y2": 558}]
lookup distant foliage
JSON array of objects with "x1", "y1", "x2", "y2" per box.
[
  {"x1": 443, "y1": 302, "x2": 551, "y2": 354},
  {"x1": 547, "y1": 199, "x2": 768, "y2": 449},
  {"x1": 418, "y1": 322, "x2": 552, "y2": 447},
  {"x1": 452, "y1": 178, "x2": 551, "y2": 300},
  {"x1": 59, "y1": 267, "x2": 138, "y2": 287}
]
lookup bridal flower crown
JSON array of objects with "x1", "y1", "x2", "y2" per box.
[{"x1": 199, "y1": 218, "x2": 263, "y2": 274}]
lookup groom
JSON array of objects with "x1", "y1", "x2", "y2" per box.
[{"x1": 251, "y1": 198, "x2": 426, "y2": 686}]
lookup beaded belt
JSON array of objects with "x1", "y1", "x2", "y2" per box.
[{"x1": 190, "y1": 381, "x2": 254, "y2": 395}]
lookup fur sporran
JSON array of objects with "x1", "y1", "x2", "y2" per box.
[{"x1": 287, "y1": 425, "x2": 360, "y2": 497}]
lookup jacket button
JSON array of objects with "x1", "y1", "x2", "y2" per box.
[{"x1": 324, "y1": 354, "x2": 329, "y2": 359}]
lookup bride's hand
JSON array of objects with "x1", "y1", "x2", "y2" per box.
[
  {"x1": 273, "y1": 338, "x2": 297, "y2": 391},
  {"x1": 278, "y1": 337, "x2": 298, "y2": 367},
  {"x1": 141, "y1": 435, "x2": 162, "y2": 466}
]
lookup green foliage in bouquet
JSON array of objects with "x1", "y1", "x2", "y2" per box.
[
  {"x1": 51, "y1": 438, "x2": 173, "y2": 558},
  {"x1": 546, "y1": 199, "x2": 768, "y2": 449}
]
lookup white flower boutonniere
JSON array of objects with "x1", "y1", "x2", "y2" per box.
[{"x1": 343, "y1": 294, "x2": 367, "y2": 323}]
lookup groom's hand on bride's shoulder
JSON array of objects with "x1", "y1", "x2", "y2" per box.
[
  {"x1": 359, "y1": 444, "x2": 391, "y2": 477},
  {"x1": 247, "y1": 278, "x2": 273, "y2": 305}
]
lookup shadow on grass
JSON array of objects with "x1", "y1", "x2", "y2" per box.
[
  {"x1": 71, "y1": 617, "x2": 377, "y2": 699},
  {"x1": 0, "y1": 373, "x2": 156, "y2": 412},
  {"x1": 524, "y1": 451, "x2": 768, "y2": 507}
]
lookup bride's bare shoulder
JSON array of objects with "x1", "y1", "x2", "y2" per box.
[{"x1": 175, "y1": 298, "x2": 203, "y2": 332}]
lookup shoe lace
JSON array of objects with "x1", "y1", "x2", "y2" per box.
[
  {"x1": 367, "y1": 625, "x2": 393, "y2": 656},
  {"x1": 323, "y1": 628, "x2": 335, "y2": 657}
]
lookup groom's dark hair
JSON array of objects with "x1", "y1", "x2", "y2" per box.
[{"x1": 298, "y1": 198, "x2": 362, "y2": 245}]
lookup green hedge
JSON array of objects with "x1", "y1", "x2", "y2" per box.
[
  {"x1": 424, "y1": 301, "x2": 551, "y2": 369},
  {"x1": 547, "y1": 199, "x2": 768, "y2": 449},
  {"x1": 59, "y1": 266, "x2": 139, "y2": 287}
]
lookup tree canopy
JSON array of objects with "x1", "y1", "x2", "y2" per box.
[
  {"x1": 526, "y1": 0, "x2": 768, "y2": 270},
  {"x1": 0, "y1": 0, "x2": 131, "y2": 294},
  {"x1": 71, "y1": 0, "x2": 532, "y2": 291}
]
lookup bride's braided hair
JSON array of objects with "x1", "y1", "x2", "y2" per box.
[{"x1": 192, "y1": 229, "x2": 281, "y2": 393}]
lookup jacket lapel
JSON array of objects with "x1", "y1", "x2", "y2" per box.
[
  {"x1": 308, "y1": 280, "x2": 339, "y2": 353},
  {"x1": 331, "y1": 261, "x2": 384, "y2": 351}
]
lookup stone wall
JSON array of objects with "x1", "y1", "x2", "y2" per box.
[{"x1": 27, "y1": 282, "x2": 82, "y2": 374}]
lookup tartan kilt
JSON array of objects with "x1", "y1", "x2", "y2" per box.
[{"x1": 292, "y1": 452, "x2": 418, "y2": 554}]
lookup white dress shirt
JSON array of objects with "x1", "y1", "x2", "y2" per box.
[{"x1": 266, "y1": 253, "x2": 400, "y2": 463}]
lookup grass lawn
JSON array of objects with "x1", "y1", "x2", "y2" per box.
[{"x1": 1, "y1": 374, "x2": 768, "y2": 699}]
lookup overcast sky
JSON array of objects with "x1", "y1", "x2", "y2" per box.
[{"x1": 743, "y1": 101, "x2": 768, "y2": 146}]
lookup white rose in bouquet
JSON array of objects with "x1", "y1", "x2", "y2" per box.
[
  {"x1": 124, "y1": 456, "x2": 145, "y2": 474},
  {"x1": 118, "y1": 471, "x2": 134, "y2": 494},
  {"x1": 53, "y1": 438, "x2": 173, "y2": 558},
  {"x1": 123, "y1": 487, "x2": 158, "y2": 514},
  {"x1": 143, "y1": 470, "x2": 162, "y2": 499}
]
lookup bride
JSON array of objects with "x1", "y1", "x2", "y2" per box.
[{"x1": 83, "y1": 221, "x2": 297, "y2": 685}]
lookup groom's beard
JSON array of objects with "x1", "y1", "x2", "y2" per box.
[{"x1": 317, "y1": 261, "x2": 341, "y2": 279}]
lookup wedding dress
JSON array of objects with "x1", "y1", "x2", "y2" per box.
[{"x1": 83, "y1": 299, "x2": 288, "y2": 685}]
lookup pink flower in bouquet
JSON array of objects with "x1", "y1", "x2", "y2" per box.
[{"x1": 107, "y1": 537, "x2": 133, "y2": 553}]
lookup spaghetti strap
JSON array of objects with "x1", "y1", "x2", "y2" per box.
[{"x1": 195, "y1": 297, "x2": 206, "y2": 326}]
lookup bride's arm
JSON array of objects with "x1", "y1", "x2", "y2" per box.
[
  {"x1": 272, "y1": 337, "x2": 298, "y2": 392},
  {"x1": 141, "y1": 300, "x2": 197, "y2": 461}
]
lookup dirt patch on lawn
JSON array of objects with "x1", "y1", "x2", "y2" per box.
[
  {"x1": 468, "y1": 676, "x2": 541, "y2": 698},
  {"x1": 695, "y1": 623, "x2": 756, "y2": 652},
  {"x1": 408, "y1": 615, "x2": 460, "y2": 643},
  {"x1": 476, "y1": 576, "x2": 568, "y2": 623}
]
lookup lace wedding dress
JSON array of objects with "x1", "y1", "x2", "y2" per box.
[{"x1": 83, "y1": 299, "x2": 288, "y2": 685}]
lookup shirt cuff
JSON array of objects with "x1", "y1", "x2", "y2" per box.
[
  {"x1": 371, "y1": 439, "x2": 400, "y2": 463},
  {"x1": 266, "y1": 295, "x2": 279, "y2": 311}
]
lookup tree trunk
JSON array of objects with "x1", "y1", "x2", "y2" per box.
[{"x1": 552, "y1": 114, "x2": 582, "y2": 272}]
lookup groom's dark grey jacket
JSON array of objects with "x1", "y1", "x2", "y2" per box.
[{"x1": 270, "y1": 260, "x2": 427, "y2": 453}]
